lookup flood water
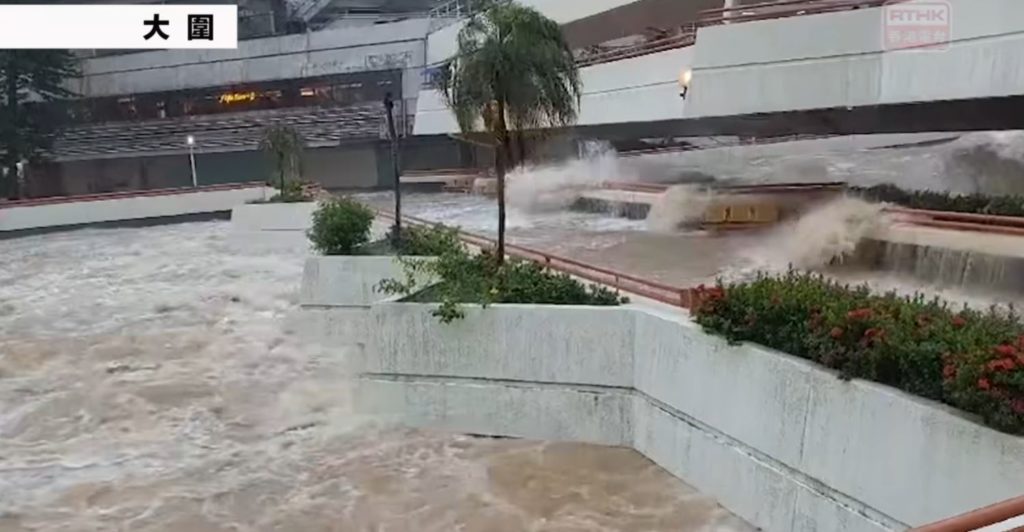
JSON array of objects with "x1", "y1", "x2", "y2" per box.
[
  {"x1": 358, "y1": 130, "x2": 1024, "y2": 308},
  {"x1": 0, "y1": 222, "x2": 751, "y2": 531},
  {"x1": 6, "y1": 130, "x2": 1024, "y2": 530}
]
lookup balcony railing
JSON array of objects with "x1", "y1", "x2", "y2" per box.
[{"x1": 698, "y1": 0, "x2": 901, "y2": 27}]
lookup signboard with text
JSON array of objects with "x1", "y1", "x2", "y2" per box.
[
  {"x1": 883, "y1": 0, "x2": 951, "y2": 51},
  {"x1": 0, "y1": 5, "x2": 237, "y2": 49}
]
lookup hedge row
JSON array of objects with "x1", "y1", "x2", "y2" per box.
[
  {"x1": 852, "y1": 184, "x2": 1024, "y2": 218},
  {"x1": 692, "y1": 272, "x2": 1024, "y2": 434},
  {"x1": 378, "y1": 227, "x2": 627, "y2": 323}
]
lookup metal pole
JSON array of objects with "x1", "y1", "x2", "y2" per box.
[
  {"x1": 189, "y1": 144, "x2": 198, "y2": 188},
  {"x1": 384, "y1": 92, "x2": 401, "y2": 242}
]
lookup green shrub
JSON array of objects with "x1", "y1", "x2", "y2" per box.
[
  {"x1": 397, "y1": 224, "x2": 464, "y2": 256},
  {"x1": 692, "y1": 271, "x2": 1024, "y2": 434},
  {"x1": 308, "y1": 198, "x2": 375, "y2": 255},
  {"x1": 378, "y1": 226, "x2": 628, "y2": 323},
  {"x1": 852, "y1": 184, "x2": 1024, "y2": 218},
  {"x1": 248, "y1": 180, "x2": 315, "y2": 204}
]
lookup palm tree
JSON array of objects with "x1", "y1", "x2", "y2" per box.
[
  {"x1": 440, "y1": 0, "x2": 581, "y2": 263},
  {"x1": 258, "y1": 124, "x2": 304, "y2": 194}
]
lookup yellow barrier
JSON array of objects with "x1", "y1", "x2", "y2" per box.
[{"x1": 704, "y1": 202, "x2": 779, "y2": 225}]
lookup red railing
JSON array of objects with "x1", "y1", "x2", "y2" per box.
[
  {"x1": 0, "y1": 182, "x2": 267, "y2": 210},
  {"x1": 910, "y1": 495, "x2": 1024, "y2": 532},
  {"x1": 375, "y1": 210, "x2": 697, "y2": 308}
]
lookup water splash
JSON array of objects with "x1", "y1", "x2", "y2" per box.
[
  {"x1": 506, "y1": 140, "x2": 637, "y2": 213},
  {"x1": 720, "y1": 197, "x2": 888, "y2": 283},
  {"x1": 646, "y1": 185, "x2": 714, "y2": 233}
]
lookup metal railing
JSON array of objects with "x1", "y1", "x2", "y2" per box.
[
  {"x1": 698, "y1": 0, "x2": 900, "y2": 27},
  {"x1": 575, "y1": 24, "x2": 697, "y2": 68},
  {"x1": 572, "y1": 0, "x2": 904, "y2": 69},
  {"x1": 910, "y1": 495, "x2": 1024, "y2": 532},
  {"x1": 427, "y1": 0, "x2": 470, "y2": 31},
  {"x1": 375, "y1": 209, "x2": 697, "y2": 308}
]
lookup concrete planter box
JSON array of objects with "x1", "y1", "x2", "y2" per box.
[
  {"x1": 230, "y1": 202, "x2": 317, "y2": 231},
  {"x1": 349, "y1": 302, "x2": 1024, "y2": 532},
  {"x1": 300, "y1": 255, "x2": 434, "y2": 307},
  {"x1": 2, "y1": 185, "x2": 272, "y2": 235}
]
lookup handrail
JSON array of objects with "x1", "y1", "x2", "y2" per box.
[
  {"x1": 698, "y1": 0, "x2": 897, "y2": 27},
  {"x1": 909, "y1": 495, "x2": 1024, "y2": 532},
  {"x1": 374, "y1": 209, "x2": 696, "y2": 308},
  {"x1": 0, "y1": 182, "x2": 266, "y2": 210},
  {"x1": 576, "y1": 30, "x2": 696, "y2": 68}
]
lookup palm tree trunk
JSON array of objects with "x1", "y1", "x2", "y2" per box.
[
  {"x1": 494, "y1": 99, "x2": 508, "y2": 265},
  {"x1": 517, "y1": 131, "x2": 527, "y2": 167}
]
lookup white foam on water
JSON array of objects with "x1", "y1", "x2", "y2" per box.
[
  {"x1": 506, "y1": 140, "x2": 637, "y2": 213},
  {"x1": 646, "y1": 185, "x2": 714, "y2": 233}
]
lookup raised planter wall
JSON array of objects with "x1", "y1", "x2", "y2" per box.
[
  {"x1": 0, "y1": 185, "x2": 272, "y2": 234},
  {"x1": 300, "y1": 255, "x2": 433, "y2": 307},
  {"x1": 348, "y1": 302, "x2": 1024, "y2": 532},
  {"x1": 231, "y1": 202, "x2": 318, "y2": 231}
]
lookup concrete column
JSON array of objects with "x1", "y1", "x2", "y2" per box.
[{"x1": 723, "y1": 0, "x2": 736, "y2": 23}]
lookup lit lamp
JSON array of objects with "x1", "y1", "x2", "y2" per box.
[
  {"x1": 679, "y1": 68, "x2": 693, "y2": 100},
  {"x1": 186, "y1": 135, "x2": 198, "y2": 188}
]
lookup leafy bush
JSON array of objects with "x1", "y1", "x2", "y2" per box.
[
  {"x1": 692, "y1": 271, "x2": 1024, "y2": 434},
  {"x1": 396, "y1": 224, "x2": 464, "y2": 256},
  {"x1": 378, "y1": 226, "x2": 628, "y2": 323},
  {"x1": 853, "y1": 184, "x2": 1024, "y2": 218},
  {"x1": 308, "y1": 198, "x2": 375, "y2": 255}
]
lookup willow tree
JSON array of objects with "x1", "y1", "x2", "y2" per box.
[
  {"x1": 259, "y1": 124, "x2": 305, "y2": 195},
  {"x1": 440, "y1": 0, "x2": 580, "y2": 263}
]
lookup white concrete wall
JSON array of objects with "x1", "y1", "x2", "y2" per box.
[
  {"x1": 685, "y1": 0, "x2": 1024, "y2": 118},
  {"x1": 425, "y1": 0, "x2": 642, "y2": 64},
  {"x1": 414, "y1": 46, "x2": 693, "y2": 135},
  {"x1": 340, "y1": 301, "x2": 1024, "y2": 532},
  {"x1": 0, "y1": 186, "x2": 272, "y2": 233},
  {"x1": 77, "y1": 19, "x2": 430, "y2": 97},
  {"x1": 300, "y1": 255, "x2": 434, "y2": 307},
  {"x1": 231, "y1": 202, "x2": 317, "y2": 231}
]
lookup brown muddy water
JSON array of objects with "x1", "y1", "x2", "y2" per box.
[{"x1": 0, "y1": 222, "x2": 751, "y2": 531}]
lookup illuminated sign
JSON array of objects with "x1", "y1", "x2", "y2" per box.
[{"x1": 219, "y1": 91, "x2": 257, "y2": 104}]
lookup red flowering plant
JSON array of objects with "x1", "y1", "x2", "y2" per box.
[
  {"x1": 693, "y1": 270, "x2": 1024, "y2": 434},
  {"x1": 944, "y1": 331, "x2": 1024, "y2": 433}
]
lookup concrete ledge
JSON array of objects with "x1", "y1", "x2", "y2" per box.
[
  {"x1": 363, "y1": 303, "x2": 635, "y2": 387},
  {"x1": 345, "y1": 301, "x2": 1024, "y2": 531},
  {"x1": 356, "y1": 376, "x2": 633, "y2": 446},
  {"x1": 230, "y1": 202, "x2": 317, "y2": 231},
  {"x1": 0, "y1": 185, "x2": 271, "y2": 234},
  {"x1": 299, "y1": 255, "x2": 434, "y2": 307}
]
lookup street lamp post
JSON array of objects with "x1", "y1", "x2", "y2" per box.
[
  {"x1": 383, "y1": 92, "x2": 402, "y2": 243},
  {"x1": 186, "y1": 135, "x2": 198, "y2": 188}
]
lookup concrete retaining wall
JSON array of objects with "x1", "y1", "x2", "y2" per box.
[
  {"x1": 78, "y1": 19, "x2": 430, "y2": 98},
  {"x1": 414, "y1": 46, "x2": 693, "y2": 135},
  {"x1": 686, "y1": 0, "x2": 1024, "y2": 118},
  {"x1": 300, "y1": 255, "x2": 433, "y2": 307},
  {"x1": 0, "y1": 186, "x2": 272, "y2": 234},
  {"x1": 231, "y1": 202, "x2": 318, "y2": 231},
  {"x1": 347, "y1": 302, "x2": 1024, "y2": 531}
]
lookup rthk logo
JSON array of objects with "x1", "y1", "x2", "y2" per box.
[{"x1": 883, "y1": 0, "x2": 951, "y2": 51}]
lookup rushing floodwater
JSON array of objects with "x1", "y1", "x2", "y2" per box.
[
  {"x1": 5, "y1": 131, "x2": 1024, "y2": 530},
  {"x1": 0, "y1": 222, "x2": 752, "y2": 531},
  {"x1": 358, "y1": 130, "x2": 1024, "y2": 308}
]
